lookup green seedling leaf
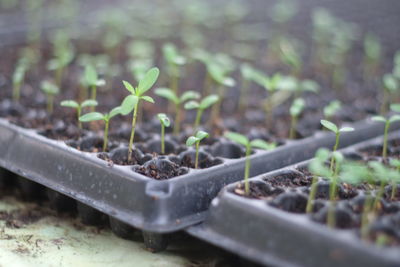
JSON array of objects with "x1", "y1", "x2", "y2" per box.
[
  {"x1": 85, "y1": 64, "x2": 98, "y2": 86},
  {"x1": 383, "y1": 74, "x2": 398, "y2": 92},
  {"x1": 300, "y1": 80, "x2": 319, "y2": 93},
  {"x1": 186, "y1": 136, "x2": 198, "y2": 146},
  {"x1": 390, "y1": 104, "x2": 400, "y2": 113},
  {"x1": 323, "y1": 100, "x2": 341, "y2": 118},
  {"x1": 79, "y1": 112, "x2": 104, "y2": 122},
  {"x1": 141, "y1": 95, "x2": 155, "y2": 103},
  {"x1": 224, "y1": 132, "x2": 248, "y2": 147},
  {"x1": 181, "y1": 91, "x2": 200, "y2": 102},
  {"x1": 389, "y1": 115, "x2": 400, "y2": 123},
  {"x1": 290, "y1": 98, "x2": 305, "y2": 117},
  {"x1": 60, "y1": 100, "x2": 79, "y2": 109},
  {"x1": 372, "y1": 116, "x2": 387, "y2": 123},
  {"x1": 138, "y1": 67, "x2": 160, "y2": 95},
  {"x1": 320, "y1": 119, "x2": 338, "y2": 133},
  {"x1": 195, "y1": 130, "x2": 209, "y2": 140},
  {"x1": 123, "y1": 80, "x2": 136, "y2": 94},
  {"x1": 120, "y1": 95, "x2": 138, "y2": 115},
  {"x1": 184, "y1": 101, "x2": 200, "y2": 110},
  {"x1": 155, "y1": 88, "x2": 179, "y2": 104},
  {"x1": 250, "y1": 139, "x2": 276, "y2": 150},
  {"x1": 240, "y1": 63, "x2": 254, "y2": 80},
  {"x1": 40, "y1": 81, "x2": 59, "y2": 95},
  {"x1": 157, "y1": 113, "x2": 171, "y2": 127},
  {"x1": 81, "y1": 99, "x2": 98, "y2": 108},
  {"x1": 199, "y1": 94, "x2": 219, "y2": 109},
  {"x1": 340, "y1": 161, "x2": 370, "y2": 185},
  {"x1": 339, "y1": 127, "x2": 354, "y2": 132},
  {"x1": 109, "y1": 107, "x2": 122, "y2": 119},
  {"x1": 163, "y1": 43, "x2": 186, "y2": 65}
]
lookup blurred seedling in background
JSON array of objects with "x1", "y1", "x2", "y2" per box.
[
  {"x1": 84, "y1": 64, "x2": 105, "y2": 111},
  {"x1": 371, "y1": 114, "x2": 400, "y2": 159},
  {"x1": 390, "y1": 159, "x2": 400, "y2": 200},
  {"x1": 40, "y1": 81, "x2": 60, "y2": 114},
  {"x1": 184, "y1": 94, "x2": 219, "y2": 131},
  {"x1": 225, "y1": 132, "x2": 276, "y2": 195},
  {"x1": 155, "y1": 88, "x2": 200, "y2": 135},
  {"x1": 163, "y1": 43, "x2": 186, "y2": 98},
  {"x1": 380, "y1": 73, "x2": 398, "y2": 114},
  {"x1": 157, "y1": 113, "x2": 171, "y2": 155},
  {"x1": 320, "y1": 120, "x2": 354, "y2": 171},
  {"x1": 323, "y1": 100, "x2": 342, "y2": 121},
  {"x1": 289, "y1": 98, "x2": 305, "y2": 139},
  {"x1": 186, "y1": 131, "x2": 209, "y2": 169},
  {"x1": 79, "y1": 107, "x2": 123, "y2": 152},
  {"x1": 363, "y1": 33, "x2": 382, "y2": 78},
  {"x1": 12, "y1": 61, "x2": 27, "y2": 102},
  {"x1": 119, "y1": 68, "x2": 159, "y2": 162},
  {"x1": 60, "y1": 99, "x2": 98, "y2": 129}
]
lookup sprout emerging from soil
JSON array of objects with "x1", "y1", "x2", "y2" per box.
[
  {"x1": 289, "y1": 98, "x2": 305, "y2": 139},
  {"x1": 186, "y1": 131, "x2": 209, "y2": 169},
  {"x1": 320, "y1": 120, "x2": 354, "y2": 171},
  {"x1": 225, "y1": 132, "x2": 276, "y2": 195},
  {"x1": 371, "y1": 114, "x2": 400, "y2": 159},
  {"x1": 60, "y1": 99, "x2": 98, "y2": 129},
  {"x1": 184, "y1": 94, "x2": 219, "y2": 130},
  {"x1": 381, "y1": 74, "x2": 399, "y2": 114},
  {"x1": 155, "y1": 88, "x2": 200, "y2": 134},
  {"x1": 120, "y1": 67, "x2": 159, "y2": 162},
  {"x1": 162, "y1": 43, "x2": 186, "y2": 97},
  {"x1": 79, "y1": 107, "x2": 122, "y2": 152},
  {"x1": 157, "y1": 113, "x2": 171, "y2": 155},
  {"x1": 12, "y1": 62, "x2": 27, "y2": 102},
  {"x1": 84, "y1": 64, "x2": 105, "y2": 111},
  {"x1": 323, "y1": 100, "x2": 342, "y2": 121},
  {"x1": 40, "y1": 81, "x2": 60, "y2": 114}
]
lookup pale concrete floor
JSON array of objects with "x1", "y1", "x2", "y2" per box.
[{"x1": 0, "y1": 194, "x2": 238, "y2": 267}]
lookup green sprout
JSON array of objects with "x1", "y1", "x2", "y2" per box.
[
  {"x1": 381, "y1": 74, "x2": 399, "y2": 114},
  {"x1": 391, "y1": 103, "x2": 400, "y2": 113},
  {"x1": 225, "y1": 132, "x2": 276, "y2": 195},
  {"x1": 186, "y1": 131, "x2": 209, "y2": 169},
  {"x1": 60, "y1": 100, "x2": 98, "y2": 129},
  {"x1": 12, "y1": 62, "x2": 27, "y2": 102},
  {"x1": 184, "y1": 94, "x2": 219, "y2": 130},
  {"x1": 79, "y1": 107, "x2": 122, "y2": 152},
  {"x1": 84, "y1": 64, "x2": 105, "y2": 110},
  {"x1": 279, "y1": 37, "x2": 302, "y2": 77},
  {"x1": 371, "y1": 114, "x2": 400, "y2": 159},
  {"x1": 119, "y1": 68, "x2": 159, "y2": 162},
  {"x1": 157, "y1": 113, "x2": 171, "y2": 155},
  {"x1": 155, "y1": 88, "x2": 200, "y2": 135},
  {"x1": 389, "y1": 159, "x2": 400, "y2": 200},
  {"x1": 162, "y1": 43, "x2": 186, "y2": 96},
  {"x1": 363, "y1": 33, "x2": 381, "y2": 77},
  {"x1": 289, "y1": 98, "x2": 305, "y2": 139},
  {"x1": 323, "y1": 100, "x2": 342, "y2": 121},
  {"x1": 40, "y1": 81, "x2": 60, "y2": 114},
  {"x1": 320, "y1": 120, "x2": 354, "y2": 171}
]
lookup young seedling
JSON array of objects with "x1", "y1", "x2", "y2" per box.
[
  {"x1": 157, "y1": 113, "x2": 170, "y2": 155},
  {"x1": 155, "y1": 88, "x2": 200, "y2": 134},
  {"x1": 225, "y1": 132, "x2": 276, "y2": 195},
  {"x1": 186, "y1": 131, "x2": 209, "y2": 169},
  {"x1": 12, "y1": 63, "x2": 27, "y2": 102},
  {"x1": 84, "y1": 64, "x2": 105, "y2": 110},
  {"x1": 381, "y1": 74, "x2": 399, "y2": 114},
  {"x1": 307, "y1": 148, "x2": 331, "y2": 213},
  {"x1": 60, "y1": 99, "x2": 98, "y2": 129},
  {"x1": 389, "y1": 159, "x2": 400, "y2": 200},
  {"x1": 279, "y1": 37, "x2": 302, "y2": 77},
  {"x1": 371, "y1": 114, "x2": 400, "y2": 159},
  {"x1": 289, "y1": 98, "x2": 305, "y2": 139},
  {"x1": 47, "y1": 35, "x2": 75, "y2": 86},
  {"x1": 323, "y1": 100, "x2": 342, "y2": 121},
  {"x1": 40, "y1": 81, "x2": 60, "y2": 114},
  {"x1": 320, "y1": 120, "x2": 354, "y2": 171},
  {"x1": 119, "y1": 68, "x2": 159, "y2": 162},
  {"x1": 327, "y1": 151, "x2": 344, "y2": 228},
  {"x1": 184, "y1": 94, "x2": 219, "y2": 130},
  {"x1": 162, "y1": 43, "x2": 186, "y2": 96},
  {"x1": 79, "y1": 107, "x2": 122, "y2": 152},
  {"x1": 363, "y1": 33, "x2": 381, "y2": 77}
]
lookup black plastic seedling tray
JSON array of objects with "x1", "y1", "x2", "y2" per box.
[
  {"x1": 0, "y1": 117, "x2": 397, "y2": 235},
  {"x1": 186, "y1": 132, "x2": 400, "y2": 267}
]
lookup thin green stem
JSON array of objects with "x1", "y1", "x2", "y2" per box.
[
  {"x1": 77, "y1": 107, "x2": 82, "y2": 129},
  {"x1": 244, "y1": 144, "x2": 251, "y2": 195},
  {"x1": 13, "y1": 83, "x2": 21, "y2": 102},
  {"x1": 91, "y1": 85, "x2": 97, "y2": 112},
  {"x1": 195, "y1": 141, "x2": 200, "y2": 169},
  {"x1": 289, "y1": 115, "x2": 298, "y2": 139},
  {"x1": 128, "y1": 101, "x2": 139, "y2": 162},
  {"x1": 373, "y1": 181, "x2": 386, "y2": 212},
  {"x1": 103, "y1": 119, "x2": 109, "y2": 152},
  {"x1": 47, "y1": 95, "x2": 54, "y2": 114},
  {"x1": 173, "y1": 104, "x2": 181, "y2": 135},
  {"x1": 194, "y1": 109, "x2": 203, "y2": 131},
  {"x1": 380, "y1": 88, "x2": 389, "y2": 115},
  {"x1": 203, "y1": 72, "x2": 212, "y2": 96},
  {"x1": 306, "y1": 175, "x2": 319, "y2": 213},
  {"x1": 238, "y1": 78, "x2": 249, "y2": 112},
  {"x1": 327, "y1": 166, "x2": 339, "y2": 229},
  {"x1": 56, "y1": 66, "x2": 63, "y2": 87},
  {"x1": 330, "y1": 133, "x2": 340, "y2": 172},
  {"x1": 382, "y1": 121, "x2": 390, "y2": 159},
  {"x1": 209, "y1": 86, "x2": 224, "y2": 125},
  {"x1": 161, "y1": 124, "x2": 165, "y2": 155}
]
